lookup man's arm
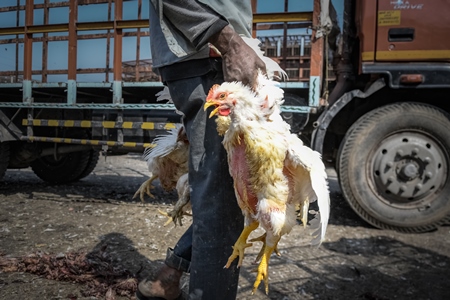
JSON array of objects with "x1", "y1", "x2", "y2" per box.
[
  {"x1": 154, "y1": 0, "x2": 266, "y2": 89},
  {"x1": 155, "y1": 0, "x2": 227, "y2": 49}
]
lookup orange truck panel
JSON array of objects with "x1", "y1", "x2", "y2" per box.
[{"x1": 359, "y1": 0, "x2": 450, "y2": 62}]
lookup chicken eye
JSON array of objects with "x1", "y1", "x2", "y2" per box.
[{"x1": 219, "y1": 93, "x2": 226, "y2": 100}]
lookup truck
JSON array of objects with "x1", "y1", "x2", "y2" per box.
[{"x1": 0, "y1": 0, "x2": 449, "y2": 233}]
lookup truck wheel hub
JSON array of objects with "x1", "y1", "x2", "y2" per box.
[
  {"x1": 372, "y1": 132, "x2": 446, "y2": 203},
  {"x1": 398, "y1": 161, "x2": 419, "y2": 181}
]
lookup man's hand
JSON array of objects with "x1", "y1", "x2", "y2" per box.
[{"x1": 209, "y1": 26, "x2": 266, "y2": 91}]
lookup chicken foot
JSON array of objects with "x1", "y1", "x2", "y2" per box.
[
  {"x1": 159, "y1": 209, "x2": 192, "y2": 226},
  {"x1": 251, "y1": 236, "x2": 281, "y2": 295},
  {"x1": 158, "y1": 199, "x2": 191, "y2": 226},
  {"x1": 133, "y1": 174, "x2": 157, "y2": 202},
  {"x1": 225, "y1": 221, "x2": 259, "y2": 268},
  {"x1": 249, "y1": 233, "x2": 281, "y2": 263}
]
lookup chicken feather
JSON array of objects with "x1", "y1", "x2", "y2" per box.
[{"x1": 285, "y1": 133, "x2": 330, "y2": 245}]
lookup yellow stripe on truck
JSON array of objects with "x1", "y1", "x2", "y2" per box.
[
  {"x1": 64, "y1": 120, "x2": 74, "y2": 127},
  {"x1": 141, "y1": 123, "x2": 154, "y2": 129},
  {"x1": 21, "y1": 119, "x2": 179, "y2": 130},
  {"x1": 48, "y1": 120, "x2": 59, "y2": 126},
  {"x1": 80, "y1": 120, "x2": 91, "y2": 127},
  {"x1": 122, "y1": 122, "x2": 133, "y2": 129},
  {"x1": 102, "y1": 121, "x2": 115, "y2": 128},
  {"x1": 123, "y1": 142, "x2": 137, "y2": 147},
  {"x1": 361, "y1": 51, "x2": 375, "y2": 61},
  {"x1": 376, "y1": 50, "x2": 450, "y2": 60}
]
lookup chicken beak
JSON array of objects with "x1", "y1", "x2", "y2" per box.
[
  {"x1": 204, "y1": 84, "x2": 222, "y2": 118},
  {"x1": 203, "y1": 101, "x2": 220, "y2": 118},
  {"x1": 208, "y1": 107, "x2": 220, "y2": 118},
  {"x1": 203, "y1": 101, "x2": 215, "y2": 111}
]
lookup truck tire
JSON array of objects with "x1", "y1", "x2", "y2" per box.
[
  {"x1": 338, "y1": 102, "x2": 450, "y2": 232},
  {"x1": 0, "y1": 142, "x2": 10, "y2": 180},
  {"x1": 31, "y1": 150, "x2": 91, "y2": 184},
  {"x1": 75, "y1": 149, "x2": 100, "y2": 180}
]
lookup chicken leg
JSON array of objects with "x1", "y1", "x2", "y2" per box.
[
  {"x1": 159, "y1": 173, "x2": 191, "y2": 226},
  {"x1": 225, "y1": 221, "x2": 259, "y2": 268},
  {"x1": 252, "y1": 235, "x2": 281, "y2": 295},
  {"x1": 249, "y1": 233, "x2": 280, "y2": 263}
]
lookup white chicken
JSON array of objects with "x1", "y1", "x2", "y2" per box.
[
  {"x1": 133, "y1": 124, "x2": 191, "y2": 226},
  {"x1": 204, "y1": 75, "x2": 330, "y2": 294}
]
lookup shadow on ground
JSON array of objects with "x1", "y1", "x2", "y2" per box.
[{"x1": 237, "y1": 236, "x2": 450, "y2": 300}]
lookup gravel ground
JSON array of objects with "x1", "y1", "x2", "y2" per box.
[{"x1": 0, "y1": 153, "x2": 449, "y2": 300}]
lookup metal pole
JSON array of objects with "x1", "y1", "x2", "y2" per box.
[
  {"x1": 14, "y1": 0, "x2": 20, "y2": 83},
  {"x1": 106, "y1": 0, "x2": 112, "y2": 82},
  {"x1": 251, "y1": 0, "x2": 257, "y2": 37},
  {"x1": 42, "y1": 0, "x2": 49, "y2": 83},
  {"x1": 67, "y1": 0, "x2": 78, "y2": 104},
  {"x1": 113, "y1": 0, "x2": 123, "y2": 104},
  {"x1": 23, "y1": 0, "x2": 34, "y2": 103},
  {"x1": 135, "y1": 0, "x2": 142, "y2": 81},
  {"x1": 281, "y1": 0, "x2": 288, "y2": 70},
  {"x1": 309, "y1": 0, "x2": 325, "y2": 107}
]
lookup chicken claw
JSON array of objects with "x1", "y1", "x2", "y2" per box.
[
  {"x1": 133, "y1": 175, "x2": 157, "y2": 202},
  {"x1": 158, "y1": 208, "x2": 192, "y2": 226},
  {"x1": 225, "y1": 221, "x2": 259, "y2": 268},
  {"x1": 226, "y1": 241, "x2": 253, "y2": 269}
]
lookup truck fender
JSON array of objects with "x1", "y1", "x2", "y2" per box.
[{"x1": 311, "y1": 78, "x2": 386, "y2": 153}]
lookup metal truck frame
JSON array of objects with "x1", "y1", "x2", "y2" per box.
[{"x1": 1, "y1": 0, "x2": 450, "y2": 233}]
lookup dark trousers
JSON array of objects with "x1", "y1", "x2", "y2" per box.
[{"x1": 160, "y1": 58, "x2": 244, "y2": 299}]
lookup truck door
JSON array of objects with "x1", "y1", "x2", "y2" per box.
[{"x1": 375, "y1": 0, "x2": 450, "y2": 62}]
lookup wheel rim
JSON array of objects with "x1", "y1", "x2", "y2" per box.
[{"x1": 370, "y1": 130, "x2": 448, "y2": 208}]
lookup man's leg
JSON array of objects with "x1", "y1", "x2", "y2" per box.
[
  {"x1": 168, "y1": 68, "x2": 243, "y2": 299},
  {"x1": 137, "y1": 61, "x2": 243, "y2": 300}
]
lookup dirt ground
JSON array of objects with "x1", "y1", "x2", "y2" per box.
[{"x1": 0, "y1": 153, "x2": 449, "y2": 300}]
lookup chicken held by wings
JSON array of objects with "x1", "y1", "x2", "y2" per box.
[{"x1": 204, "y1": 78, "x2": 330, "y2": 294}]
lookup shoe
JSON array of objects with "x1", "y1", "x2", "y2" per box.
[
  {"x1": 135, "y1": 288, "x2": 186, "y2": 300},
  {"x1": 135, "y1": 268, "x2": 185, "y2": 300}
]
